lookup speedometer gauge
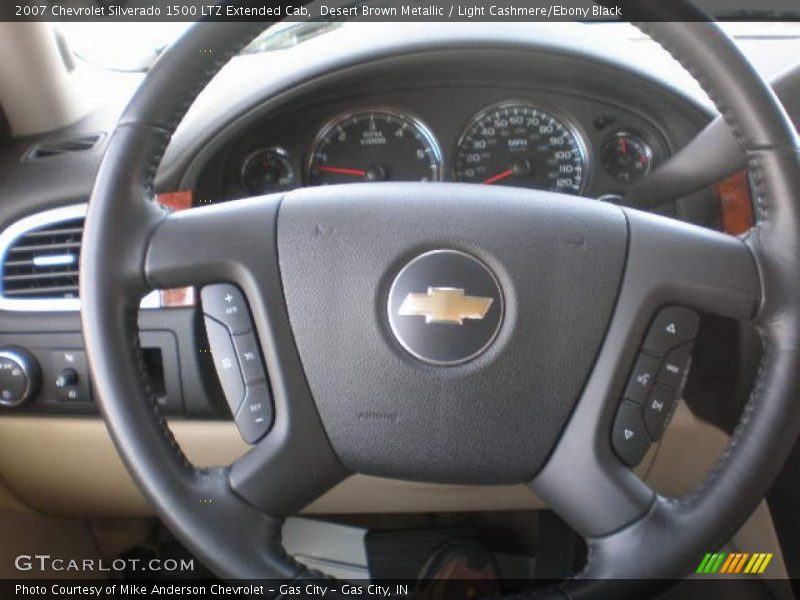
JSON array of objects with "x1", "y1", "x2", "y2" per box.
[
  {"x1": 307, "y1": 109, "x2": 442, "y2": 185},
  {"x1": 454, "y1": 102, "x2": 588, "y2": 193}
]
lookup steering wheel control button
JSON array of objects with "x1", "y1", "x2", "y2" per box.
[
  {"x1": 234, "y1": 382, "x2": 274, "y2": 444},
  {"x1": 201, "y1": 284, "x2": 252, "y2": 335},
  {"x1": 0, "y1": 348, "x2": 39, "y2": 407},
  {"x1": 657, "y1": 343, "x2": 693, "y2": 389},
  {"x1": 204, "y1": 316, "x2": 246, "y2": 414},
  {"x1": 643, "y1": 306, "x2": 700, "y2": 357},
  {"x1": 612, "y1": 400, "x2": 651, "y2": 467},
  {"x1": 644, "y1": 386, "x2": 678, "y2": 441},
  {"x1": 623, "y1": 353, "x2": 660, "y2": 404},
  {"x1": 233, "y1": 332, "x2": 266, "y2": 385},
  {"x1": 387, "y1": 250, "x2": 503, "y2": 365},
  {"x1": 51, "y1": 349, "x2": 90, "y2": 403}
]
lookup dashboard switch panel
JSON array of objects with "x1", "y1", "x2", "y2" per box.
[
  {"x1": 235, "y1": 382, "x2": 274, "y2": 444},
  {"x1": 233, "y1": 332, "x2": 266, "y2": 385},
  {"x1": 204, "y1": 316, "x2": 245, "y2": 414},
  {"x1": 202, "y1": 284, "x2": 274, "y2": 444},
  {"x1": 612, "y1": 401, "x2": 651, "y2": 467},
  {"x1": 612, "y1": 306, "x2": 699, "y2": 466},
  {"x1": 201, "y1": 283, "x2": 252, "y2": 335},
  {"x1": 644, "y1": 385, "x2": 679, "y2": 441},
  {"x1": 51, "y1": 349, "x2": 91, "y2": 403},
  {"x1": 0, "y1": 347, "x2": 40, "y2": 407},
  {"x1": 642, "y1": 306, "x2": 699, "y2": 357},
  {"x1": 656, "y1": 343, "x2": 693, "y2": 389},
  {"x1": 623, "y1": 352, "x2": 660, "y2": 405}
]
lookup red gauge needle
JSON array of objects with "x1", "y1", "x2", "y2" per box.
[
  {"x1": 482, "y1": 169, "x2": 514, "y2": 185},
  {"x1": 315, "y1": 165, "x2": 367, "y2": 177}
]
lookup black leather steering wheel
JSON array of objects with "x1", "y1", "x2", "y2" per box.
[{"x1": 81, "y1": 3, "x2": 800, "y2": 598}]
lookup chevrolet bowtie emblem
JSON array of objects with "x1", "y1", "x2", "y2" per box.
[{"x1": 398, "y1": 287, "x2": 493, "y2": 325}]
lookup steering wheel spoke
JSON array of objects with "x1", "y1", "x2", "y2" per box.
[
  {"x1": 144, "y1": 194, "x2": 284, "y2": 290},
  {"x1": 531, "y1": 209, "x2": 761, "y2": 538},
  {"x1": 620, "y1": 209, "x2": 760, "y2": 321},
  {"x1": 145, "y1": 194, "x2": 349, "y2": 515}
]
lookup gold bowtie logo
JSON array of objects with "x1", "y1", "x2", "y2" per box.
[{"x1": 398, "y1": 287, "x2": 493, "y2": 325}]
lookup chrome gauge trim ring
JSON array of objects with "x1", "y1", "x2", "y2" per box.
[
  {"x1": 453, "y1": 100, "x2": 591, "y2": 195},
  {"x1": 305, "y1": 107, "x2": 444, "y2": 185}
]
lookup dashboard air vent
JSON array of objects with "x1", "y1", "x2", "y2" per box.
[
  {"x1": 2, "y1": 218, "x2": 83, "y2": 300},
  {"x1": 0, "y1": 205, "x2": 87, "y2": 310},
  {"x1": 0, "y1": 204, "x2": 163, "y2": 312},
  {"x1": 25, "y1": 133, "x2": 104, "y2": 161}
]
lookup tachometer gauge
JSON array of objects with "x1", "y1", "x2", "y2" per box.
[
  {"x1": 307, "y1": 109, "x2": 442, "y2": 185},
  {"x1": 600, "y1": 132, "x2": 652, "y2": 184},
  {"x1": 240, "y1": 147, "x2": 295, "y2": 195},
  {"x1": 454, "y1": 102, "x2": 588, "y2": 193}
]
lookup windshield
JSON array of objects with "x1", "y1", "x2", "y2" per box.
[
  {"x1": 58, "y1": 21, "x2": 342, "y2": 71},
  {"x1": 59, "y1": 20, "x2": 800, "y2": 73}
]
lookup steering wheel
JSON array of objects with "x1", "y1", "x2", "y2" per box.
[{"x1": 81, "y1": 2, "x2": 800, "y2": 597}]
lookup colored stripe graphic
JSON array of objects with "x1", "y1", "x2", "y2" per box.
[
  {"x1": 720, "y1": 554, "x2": 737, "y2": 574},
  {"x1": 697, "y1": 554, "x2": 713, "y2": 574},
  {"x1": 759, "y1": 554, "x2": 773, "y2": 573},
  {"x1": 744, "y1": 554, "x2": 760, "y2": 574},
  {"x1": 733, "y1": 553, "x2": 750, "y2": 573},
  {"x1": 696, "y1": 552, "x2": 772, "y2": 574},
  {"x1": 709, "y1": 553, "x2": 726, "y2": 573}
]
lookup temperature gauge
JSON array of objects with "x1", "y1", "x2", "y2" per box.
[
  {"x1": 600, "y1": 132, "x2": 652, "y2": 184},
  {"x1": 240, "y1": 147, "x2": 295, "y2": 195}
]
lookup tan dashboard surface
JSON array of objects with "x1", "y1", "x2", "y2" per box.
[{"x1": 0, "y1": 403, "x2": 724, "y2": 516}]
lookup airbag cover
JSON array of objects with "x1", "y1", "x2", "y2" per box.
[{"x1": 277, "y1": 183, "x2": 627, "y2": 483}]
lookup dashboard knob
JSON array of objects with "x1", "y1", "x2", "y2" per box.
[
  {"x1": 55, "y1": 368, "x2": 79, "y2": 389},
  {"x1": 0, "y1": 347, "x2": 40, "y2": 407}
]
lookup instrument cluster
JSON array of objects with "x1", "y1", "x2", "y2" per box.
[{"x1": 227, "y1": 97, "x2": 664, "y2": 205}]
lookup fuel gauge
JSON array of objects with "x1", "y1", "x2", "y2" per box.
[
  {"x1": 240, "y1": 147, "x2": 295, "y2": 195},
  {"x1": 601, "y1": 132, "x2": 652, "y2": 184}
]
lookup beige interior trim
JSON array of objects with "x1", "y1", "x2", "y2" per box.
[
  {"x1": 0, "y1": 402, "x2": 717, "y2": 517},
  {"x1": 0, "y1": 404, "x2": 789, "y2": 580},
  {"x1": 0, "y1": 418, "x2": 248, "y2": 516},
  {"x1": 0, "y1": 23, "x2": 91, "y2": 136}
]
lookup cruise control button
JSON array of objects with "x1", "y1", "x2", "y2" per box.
[
  {"x1": 204, "y1": 316, "x2": 245, "y2": 414},
  {"x1": 235, "y1": 383, "x2": 274, "y2": 444},
  {"x1": 643, "y1": 307, "x2": 700, "y2": 356},
  {"x1": 657, "y1": 343, "x2": 693, "y2": 390},
  {"x1": 233, "y1": 332, "x2": 266, "y2": 385},
  {"x1": 612, "y1": 401, "x2": 651, "y2": 467},
  {"x1": 644, "y1": 386, "x2": 678, "y2": 441},
  {"x1": 201, "y1": 284, "x2": 251, "y2": 335},
  {"x1": 623, "y1": 353, "x2": 661, "y2": 405}
]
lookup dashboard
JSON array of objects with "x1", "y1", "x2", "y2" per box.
[
  {"x1": 0, "y1": 21, "x2": 795, "y2": 517},
  {"x1": 185, "y1": 46, "x2": 715, "y2": 223},
  {"x1": 0, "y1": 38, "x2": 729, "y2": 425},
  {"x1": 224, "y1": 95, "x2": 662, "y2": 202}
]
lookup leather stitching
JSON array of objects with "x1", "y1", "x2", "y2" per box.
[
  {"x1": 629, "y1": 22, "x2": 771, "y2": 510},
  {"x1": 563, "y1": 21, "x2": 776, "y2": 590},
  {"x1": 122, "y1": 23, "x2": 267, "y2": 475},
  {"x1": 125, "y1": 305, "x2": 194, "y2": 472}
]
